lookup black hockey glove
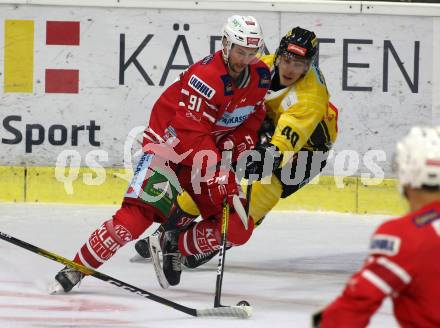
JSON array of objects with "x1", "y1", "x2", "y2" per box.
[
  {"x1": 243, "y1": 143, "x2": 282, "y2": 181},
  {"x1": 311, "y1": 310, "x2": 323, "y2": 327},
  {"x1": 257, "y1": 116, "x2": 275, "y2": 145}
]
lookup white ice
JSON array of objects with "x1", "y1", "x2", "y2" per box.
[{"x1": 0, "y1": 203, "x2": 399, "y2": 327}]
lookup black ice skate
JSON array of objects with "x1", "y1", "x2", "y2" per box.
[
  {"x1": 162, "y1": 230, "x2": 182, "y2": 286},
  {"x1": 134, "y1": 237, "x2": 151, "y2": 259},
  {"x1": 182, "y1": 249, "x2": 219, "y2": 269},
  {"x1": 50, "y1": 266, "x2": 84, "y2": 294},
  {"x1": 130, "y1": 227, "x2": 165, "y2": 263}
]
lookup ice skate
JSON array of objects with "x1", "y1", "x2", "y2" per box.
[{"x1": 49, "y1": 266, "x2": 84, "y2": 294}]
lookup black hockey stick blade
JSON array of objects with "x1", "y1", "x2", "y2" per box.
[{"x1": 0, "y1": 231, "x2": 252, "y2": 318}]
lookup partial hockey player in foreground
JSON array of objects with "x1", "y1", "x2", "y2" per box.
[
  {"x1": 312, "y1": 126, "x2": 440, "y2": 328},
  {"x1": 50, "y1": 15, "x2": 270, "y2": 293},
  {"x1": 134, "y1": 27, "x2": 339, "y2": 280}
]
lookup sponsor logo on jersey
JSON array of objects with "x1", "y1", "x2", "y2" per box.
[
  {"x1": 220, "y1": 75, "x2": 233, "y2": 96},
  {"x1": 201, "y1": 54, "x2": 214, "y2": 65},
  {"x1": 281, "y1": 91, "x2": 298, "y2": 110},
  {"x1": 413, "y1": 209, "x2": 440, "y2": 226},
  {"x1": 217, "y1": 105, "x2": 254, "y2": 128},
  {"x1": 370, "y1": 234, "x2": 401, "y2": 256},
  {"x1": 288, "y1": 43, "x2": 307, "y2": 56},
  {"x1": 247, "y1": 37, "x2": 260, "y2": 46},
  {"x1": 188, "y1": 75, "x2": 215, "y2": 100},
  {"x1": 256, "y1": 67, "x2": 271, "y2": 88},
  {"x1": 125, "y1": 153, "x2": 154, "y2": 199}
]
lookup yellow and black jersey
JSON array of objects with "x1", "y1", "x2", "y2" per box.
[
  {"x1": 260, "y1": 54, "x2": 338, "y2": 154},
  {"x1": 175, "y1": 55, "x2": 340, "y2": 222}
]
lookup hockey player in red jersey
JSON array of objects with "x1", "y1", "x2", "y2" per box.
[
  {"x1": 132, "y1": 27, "x2": 338, "y2": 273},
  {"x1": 312, "y1": 126, "x2": 440, "y2": 328},
  {"x1": 50, "y1": 15, "x2": 270, "y2": 293}
]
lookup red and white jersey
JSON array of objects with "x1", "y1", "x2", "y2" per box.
[
  {"x1": 321, "y1": 200, "x2": 440, "y2": 328},
  {"x1": 144, "y1": 50, "x2": 270, "y2": 167}
]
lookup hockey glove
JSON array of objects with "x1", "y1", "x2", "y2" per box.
[
  {"x1": 207, "y1": 168, "x2": 240, "y2": 210},
  {"x1": 311, "y1": 310, "x2": 323, "y2": 328},
  {"x1": 244, "y1": 143, "x2": 282, "y2": 181},
  {"x1": 257, "y1": 116, "x2": 275, "y2": 145},
  {"x1": 218, "y1": 133, "x2": 256, "y2": 163}
]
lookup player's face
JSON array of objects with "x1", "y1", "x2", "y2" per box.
[
  {"x1": 278, "y1": 55, "x2": 310, "y2": 87},
  {"x1": 228, "y1": 45, "x2": 259, "y2": 77}
]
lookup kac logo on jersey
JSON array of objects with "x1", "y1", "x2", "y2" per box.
[
  {"x1": 188, "y1": 75, "x2": 215, "y2": 100},
  {"x1": 369, "y1": 234, "x2": 401, "y2": 256}
]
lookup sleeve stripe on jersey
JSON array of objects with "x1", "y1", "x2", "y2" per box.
[
  {"x1": 146, "y1": 128, "x2": 165, "y2": 143},
  {"x1": 203, "y1": 111, "x2": 216, "y2": 123},
  {"x1": 182, "y1": 230, "x2": 193, "y2": 256},
  {"x1": 205, "y1": 101, "x2": 219, "y2": 111},
  {"x1": 143, "y1": 133, "x2": 157, "y2": 143},
  {"x1": 85, "y1": 240, "x2": 105, "y2": 264},
  {"x1": 78, "y1": 249, "x2": 95, "y2": 268},
  {"x1": 181, "y1": 88, "x2": 190, "y2": 96},
  {"x1": 192, "y1": 224, "x2": 203, "y2": 254},
  {"x1": 377, "y1": 257, "x2": 411, "y2": 284},
  {"x1": 362, "y1": 269, "x2": 392, "y2": 295}
]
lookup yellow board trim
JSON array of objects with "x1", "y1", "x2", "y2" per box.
[
  {"x1": 0, "y1": 166, "x2": 25, "y2": 202},
  {"x1": 4, "y1": 20, "x2": 34, "y2": 93},
  {"x1": 274, "y1": 176, "x2": 358, "y2": 213},
  {"x1": 26, "y1": 167, "x2": 132, "y2": 205},
  {"x1": 357, "y1": 178, "x2": 408, "y2": 215},
  {"x1": 0, "y1": 166, "x2": 407, "y2": 216}
]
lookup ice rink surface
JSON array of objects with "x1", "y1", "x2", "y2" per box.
[{"x1": 0, "y1": 203, "x2": 399, "y2": 327}]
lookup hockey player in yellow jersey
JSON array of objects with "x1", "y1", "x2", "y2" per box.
[
  {"x1": 246, "y1": 26, "x2": 338, "y2": 224},
  {"x1": 132, "y1": 27, "x2": 338, "y2": 269}
]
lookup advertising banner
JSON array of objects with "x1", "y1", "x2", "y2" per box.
[{"x1": 0, "y1": 4, "x2": 436, "y2": 178}]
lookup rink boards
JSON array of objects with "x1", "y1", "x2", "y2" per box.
[{"x1": 0, "y1": 165, "x2": 407, "y2": 215}]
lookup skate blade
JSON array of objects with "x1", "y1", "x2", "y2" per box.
[
  {"x1": 149, "y1": 235, "x2": 170, "y2": 289},
  {"x1": 129, "y1": 253, "x2": 152, "y2": 263},
  {"x1": 48, "y1": 280, "x2": 66, "y2": 295}
]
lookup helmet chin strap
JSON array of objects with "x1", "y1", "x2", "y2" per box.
[
  {"x1": 222, "y1": 43, "x2": 242, "y2": 80},
  {"x1": 222, "y1": 40, "x2": 232, "y2": 64}
]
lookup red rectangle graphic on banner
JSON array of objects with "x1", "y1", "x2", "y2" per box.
[
  {"x1": 45, "y1": 69, "x2": 79, "y2": 93},
  {"x1": 46, "y1": 21, "x2": 80, "y2": 45}
]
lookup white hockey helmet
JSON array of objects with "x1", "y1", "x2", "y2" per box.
[
  {"x1": 221, "y1": 15, "x2": 264, "y2": 61},
  {"x1": 394, "y1": 126, "x2": 440, "y2": 192}
]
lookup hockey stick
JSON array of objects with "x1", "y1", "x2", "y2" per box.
[
  {"x1": 214, "y1": 201, "x2": 230, "y2": 307},
  {"x1": 214, "y1": 171, "x2": 254, "y2": 307},
  {"x1": 0, "y1": 230, "x2": 252, "y2": 318},
  {"x1": 245, "y1": 183, "x2": 252, "y2": 217}
]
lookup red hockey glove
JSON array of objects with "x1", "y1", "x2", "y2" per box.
[
  {"x1": 207, "y1": 168, "x2": 240, "y2": 210},
  {"x1": 218, "y1": 133, "x2": 256, "y2": 163}
]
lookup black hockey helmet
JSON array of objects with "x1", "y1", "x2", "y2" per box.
[{"x1": 275, "y1": 27, "x2": 318, "y2": 62}]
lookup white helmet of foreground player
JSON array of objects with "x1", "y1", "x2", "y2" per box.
[
  {"x1": 221, "y1": 15, "x2": 264, "y2": 64},
  {"x1": 394, "y1": 126, "x2": 440, "y2": 193}
]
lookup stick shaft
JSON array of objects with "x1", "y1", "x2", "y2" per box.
[
  {"x1": 214, "y1": 202, "x2": 229, "y2": 307},
  {"x1": 0, "y1": 231, "x2": 197, "y2": 316},
  {"x1": 245, "y1": 183, "x2": 252, "y2": 216}
]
